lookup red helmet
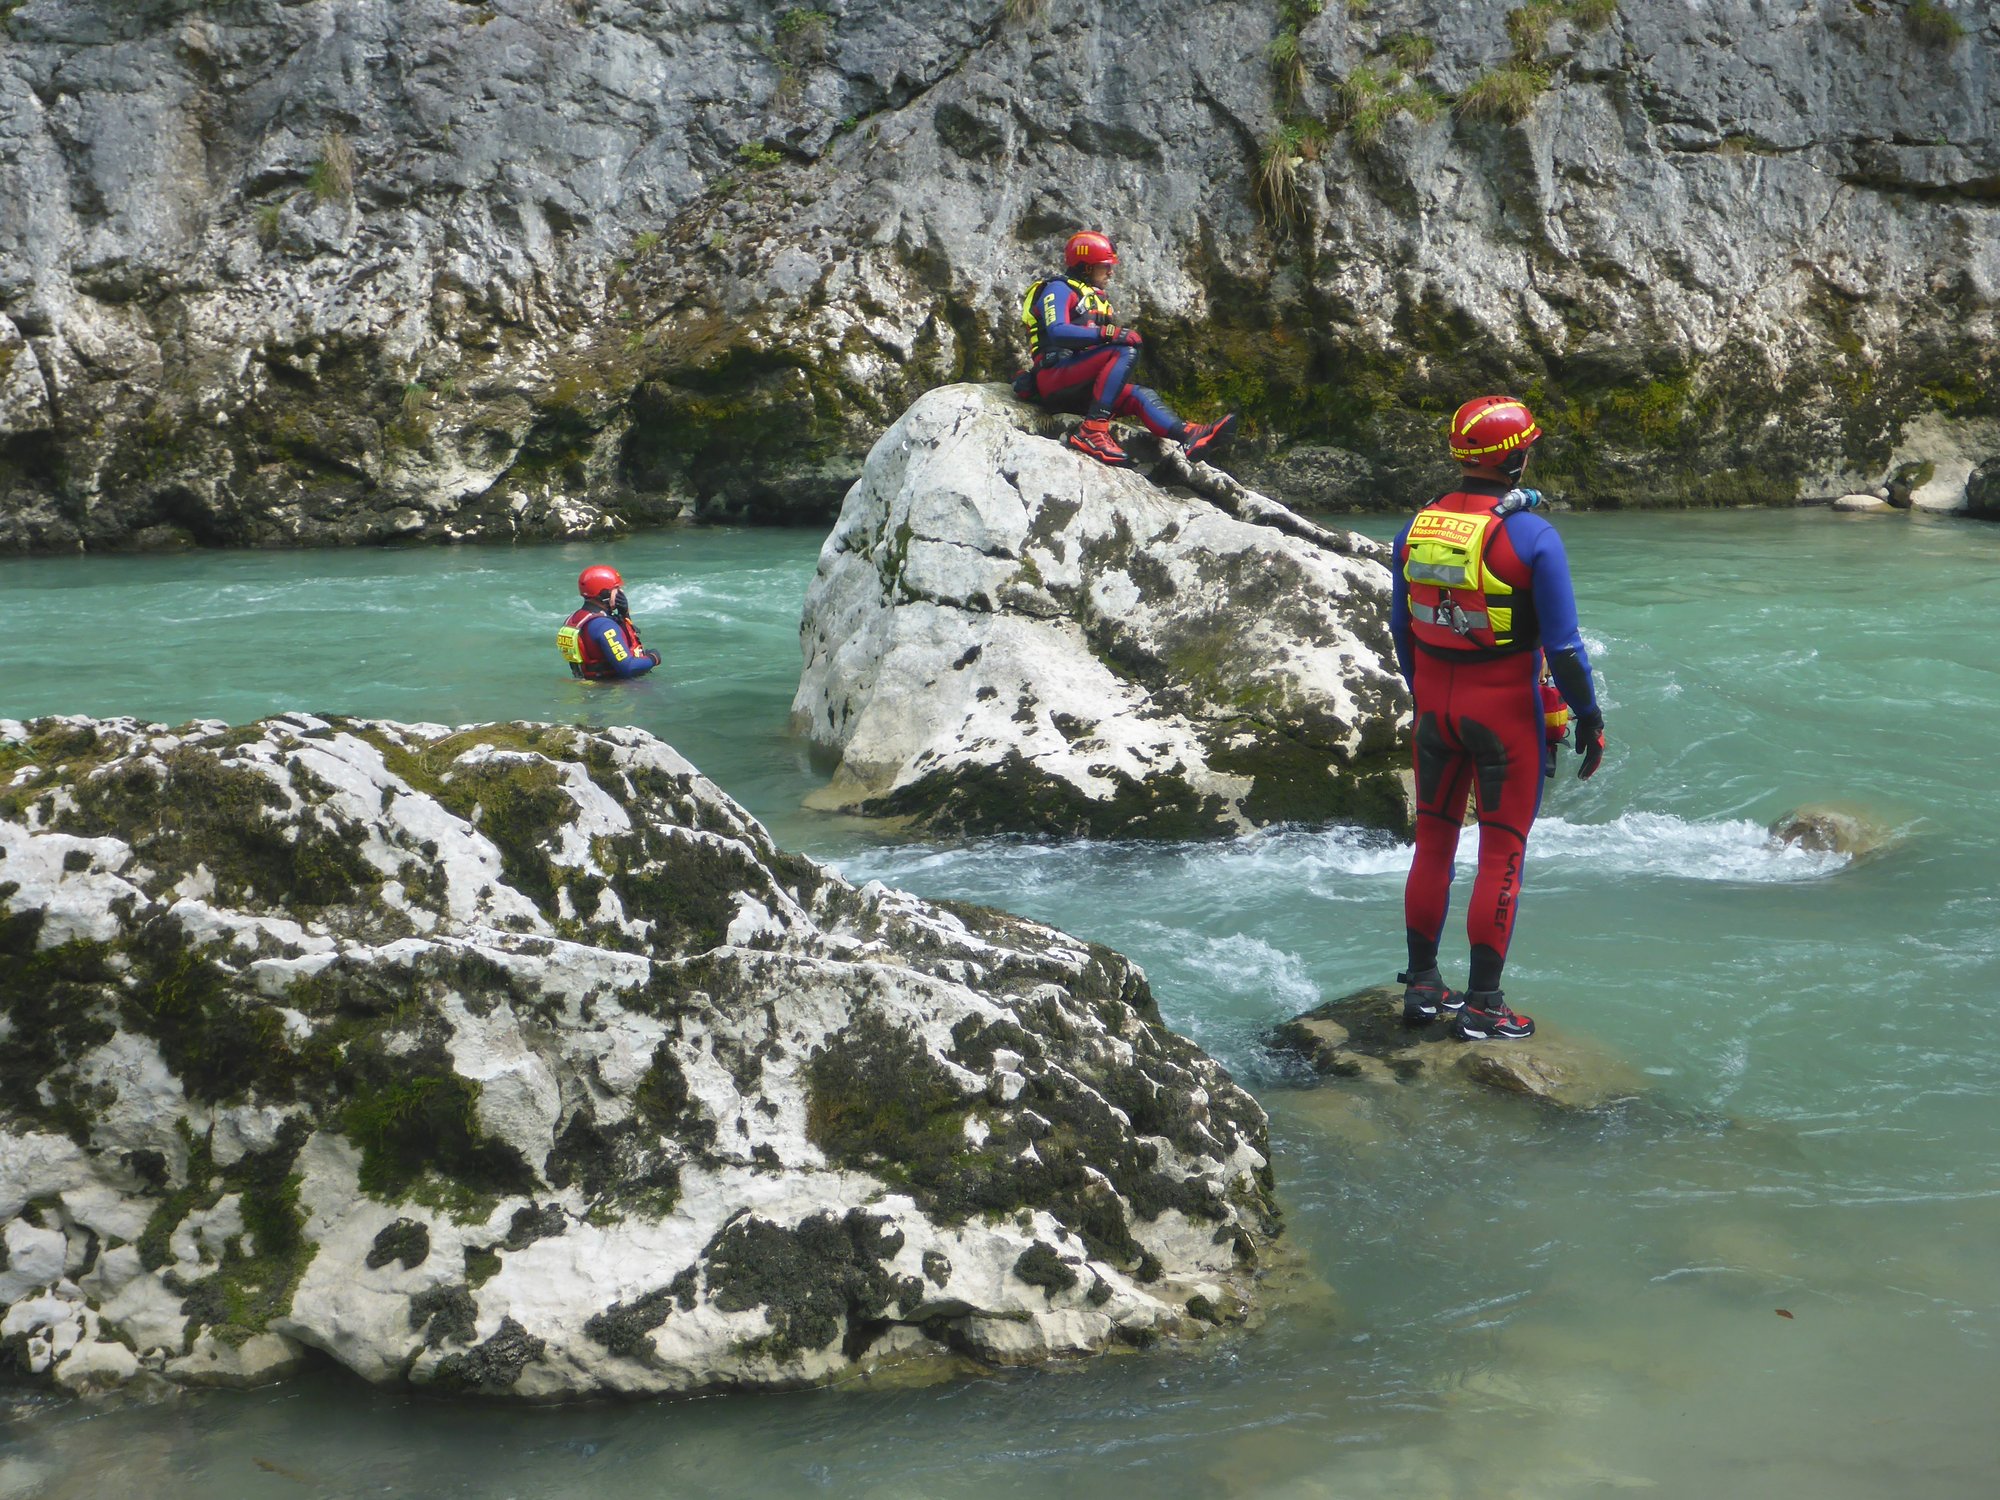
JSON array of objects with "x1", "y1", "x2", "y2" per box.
[
  {"x1": 1064, "y1": 231, "x2": 1118, "y2": 271},
  {"x1": 1448, "y1": 396, "x2": 1542, "y2": 465},
  {"x1": 578, "y1": 565, "x2": 623, "y2": 599}
]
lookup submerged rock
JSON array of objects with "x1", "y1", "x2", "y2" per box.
[
  {"x1": 1270, "y1": 987, "x2": 1646, "y2": 1113},
  {"x1": 1964, "y1": 459, "x2": 2000, "y2": 522},
  {"x1": 792, "y1": 383, "x2": 1410, "y2": 840},
  {"x1": 1767, "y1": 804, "x2": 1897, "y2": 860},
  {"x1": 0, "y1": 714, "x2": 1276, "y2": 1399}
]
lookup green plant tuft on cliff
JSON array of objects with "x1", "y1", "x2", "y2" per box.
[
  {"x1": 1003, "y1": 0, "x2": 1049, "y2": 22},
  {"x1": 1505, "y1": 0, "x2": 1563, "y2": 56},
  {"x1": 1905, "y1": 1, "x2": 1965, "y2": 46},
  {"x1": 255, "y1": 202, "x2": 284, "y2": 247},
  {"x1": 307, "y1": 130, "x2": 356, "y2": 204},
  {"x1": 1335, "y1": 60, "x2": 1446, "y2": 144},
  {"x1": 1268, "y1": 30, "x2": 1308, "y2": 106},
  {"x1": 1256, "y1": 122, "x2": 1325, "y2": 226},
  {"x1": 1570, "y1": 0, "x2": 1618, "y2": 30},
  {"x1": 1383, "y1": 32, "x2": 1437, "y2": 69},
  {"x1": 1456, "y1": 61, "x2": 1550, "y2": 122},
  {"x1": 777, "y1": 7, "x2": 833, "y2": 59},
  {"x1": 736, "y1": 141, "x2": 785, "y2": 170}
]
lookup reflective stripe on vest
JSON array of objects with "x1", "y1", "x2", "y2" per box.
[
  {"x1": 1020, "y1": 276, "x2": 1115, "y2": 360},
  {"x1": 1409, "y1": 599, "x2": 1491, "y2": 635},
  {"x1": 1402, "y1": 502, "x2": 1520, "y2": 654}
]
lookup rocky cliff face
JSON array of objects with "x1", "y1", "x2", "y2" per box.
[
  {"x1": 794, "y1": 383, "x2": 1409, "y2": 839},
  {"x1": 2, "y1": 0, "x2": 1995, "y2": 551},
  {"x1": 0, "y1": 713, "x2": 1276, "y2": 1396}
]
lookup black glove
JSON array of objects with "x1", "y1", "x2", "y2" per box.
[{"x1": 1573, "y1": 709, "x2": 1605, "y2": 780}]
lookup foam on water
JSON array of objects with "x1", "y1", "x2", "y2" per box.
[{"x1": 840, "y1": 808, "x2": 1849, "y2": 899}]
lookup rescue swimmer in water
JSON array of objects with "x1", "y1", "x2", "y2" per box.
[
  {"x1": 1014, "y1": 231, "x2": 1238, "y2": 469},
  {"x1": 1390, "y1": 396, "x2": 1608, "y2": 1041},
  {"x1": 558, "y1": 565, "x2": 661, "y2": 680}
]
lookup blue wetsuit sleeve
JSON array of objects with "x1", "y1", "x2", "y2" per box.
[
  {"x1": 1508, "y1": 514, "x2": 1597, "y2": 713},
  {"x1": 1035, "y1": 281, "x2": 1105, "y2": 355},
  {"x1": 584, "y1": 614, "x2": 656, "y2": 678},
  {"x1": 1388, "y1": 520, "x2": 1415, "y2": 689}
]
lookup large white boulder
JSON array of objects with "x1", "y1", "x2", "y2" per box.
[
  {"x1": 793, "y1": 384, "x2": 1410, "y2": 839},
  {"x1": 0, "y1": 714, "x2": 1276, "y2": 1398}
]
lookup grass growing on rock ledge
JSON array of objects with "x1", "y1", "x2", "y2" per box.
[
  {"x1": 1456, "y1": 61, "x2": 1551, "y2": 122},
  {"x1": 1905, "y1": 1, "x2": 1965, "y2": 47}
]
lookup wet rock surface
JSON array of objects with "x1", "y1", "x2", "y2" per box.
[
  {"x1": 3, "y1": 1, "x2": 1998, "y2": 550},
  {"x1": 792, "y1": 383, "x2": 1409, "y2": 840},
  {"x1": 1767, "y1": 804, "x2": 1899, "y2": 861},
  {"x1": 1271, "y1": 986, "x2": 1647, "y2": 1114},
  {"x1": 0, "y1": 712, "x2": 1276, "y2": 1398}
]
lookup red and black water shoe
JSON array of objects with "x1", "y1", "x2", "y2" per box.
[
  {"x1": 1180, "y1": 413, "x2": 1237, "y2": 462},
  {"x1": 1398, "y1": 967, "x2": 1465, "y2": 1025},
  {"x1": 1452, "y1": 991, "x2": 1535, "y2": 1041},
  {"x1": 1068, "y1": 417, "x2": 1131, "y2": 467}
]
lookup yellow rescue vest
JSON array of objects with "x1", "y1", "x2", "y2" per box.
[
  {"x1": 1402, "y1": 503, "x2": 1519, "y2": 652},
  {"x1": 1021, "y1": 276, "x2": 1114, "y2": 360}
]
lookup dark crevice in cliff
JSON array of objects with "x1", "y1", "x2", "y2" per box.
[
  {"x1": 1663, "y1": 135, "x2": 1822, "y2": 158},
  {"x1": 1835, "y1": 173, "x2": 2000, "y2": 204}
]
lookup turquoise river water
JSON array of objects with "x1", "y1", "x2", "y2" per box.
[{"x1": 2, "y1": 510, "x2": 1998, "y2": 1499}]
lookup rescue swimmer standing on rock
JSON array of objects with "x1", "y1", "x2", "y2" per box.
[
  {"x1": 558, "y1": 565, "x2": 661, "y2": 680},
  {"x1": 1015, "y1": 231, "x2": 1237, "y2": 468},
  {"x1": 1390, "y1": 397, "x2": 1607, "y2": 1041}
]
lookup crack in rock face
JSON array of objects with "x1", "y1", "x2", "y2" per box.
[
  {"x1": 793, "y1": 384, "x2": 1412, "y2": 840},
  {"x1": 0, "y1": 712, "x2": 1277, "y2": 1398}
]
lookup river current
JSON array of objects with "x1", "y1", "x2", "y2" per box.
[{"x1": 3, "y1": 510, "x2": 1998, "y2": 1499}]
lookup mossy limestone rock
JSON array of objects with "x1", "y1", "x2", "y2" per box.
[
  {"x1": 1271, "y1": 987, "x2": 1646, "y2": 1113},
  {"x1": 0, "y1": 714, "x2": 1276, "y2": 1398},
  {"x1": 793, "y1": 383, "x2": 1410, "y2": 840}
]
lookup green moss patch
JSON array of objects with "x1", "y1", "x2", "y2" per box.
[
  {"x1": 807, "y1": 1011, "x2": 1251, "y2": 1272},
  {"x1": 160, "y1": 1119, "x2": 317, "y2": 1348},
  {"x1": 50, "y1": 746, "x2": 376, "y2": 909},
  {"x1": 867, "y1": 750, "x2": 1231, "y2": 840},
  {"x1": 543, "y1": 1105, "x2": 682, "y2": 1217},
  {"x1": 366, "y1": 1218, "x2": 432, "y2": 1271},
  {"x1": 430, "y1": 1315, "x2": 547, "y2": 1392},
  {"x1": 805, "y1": 1012, "x2": 977, "y2": 1182},
  {"x1": 1012, "y1": 1241, "x2": 1079, "y2": 1299},
  {"x1": 0, "y1": 913, "x2": 119, "y2": 1141},
  {"x1": 339, "y1": 1068, "x2": 532, "y2": 1205},
  {"x1": 701, "y1": 1210, "x2": 922, "y2": 1362},
  {"x1": 410, "y1": 1283, "x2": 479, "y2": 1346},
  {"x1": 582, "y1": 1275, "x2": 693, "y2": 1360}
]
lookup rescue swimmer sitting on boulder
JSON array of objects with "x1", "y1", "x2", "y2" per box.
[
  {"x1": 558, "y1": 565, "x2": 661, "y2": 680},
  {"x1": 1014, "y1": 231, "x2": 1237, "y2": 468}
]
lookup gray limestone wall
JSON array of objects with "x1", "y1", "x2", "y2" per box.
[{"x1": 1, "y1": 0, "x2": 1995, "y2": 550}]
